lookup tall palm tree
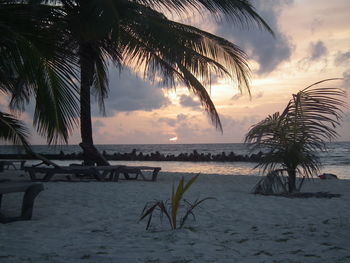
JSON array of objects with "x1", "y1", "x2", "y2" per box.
[
  {"x1": 35, "y1": 0, "x2": 272, "y2": 165},
  {"x1": 245, "y1": 79, "x2": 347, "y2": 193},
  {"x1": 0, "y1": 1, "x2": 80, "y2": 145}
]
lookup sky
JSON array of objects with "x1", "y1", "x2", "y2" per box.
[{"x1": 2, "y1": 0, "x2": 350, "y2": 145}]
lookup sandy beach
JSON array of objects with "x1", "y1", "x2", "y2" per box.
[{"x1": 1, "y1": 170, "x2": 350, "y2": 263}]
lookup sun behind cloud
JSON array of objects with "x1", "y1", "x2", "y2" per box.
[{"x1": 169, "y1": 136, "x2": 178, "y2": 141}]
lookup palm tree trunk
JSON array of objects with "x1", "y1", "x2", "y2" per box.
[
  {"x1": 287, "y1": 169, "x2": 297, "y2": 193},
  {"x1": 79, "y1": 43, "x2": 109, "y2": 166}
]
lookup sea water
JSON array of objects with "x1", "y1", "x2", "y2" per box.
[{"x1": 1, "y1": 142, "x2": 349, "y2": 179}]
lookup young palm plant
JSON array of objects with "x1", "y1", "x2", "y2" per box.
[
  {"x1": 140, "y1": 174, "x2": 214, "y2": 230},
  {"x1": 245, "y1": 79, "x2": 347, "y2": 193}
]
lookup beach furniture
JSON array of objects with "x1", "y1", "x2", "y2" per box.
[
  {"x1": 25, "y1": 165, "x2": 126, "y2": 182},
  {"x1": 112, "y1": 166, "x2": 162, "y2": 181},
  {"x1": 25, "y1": 152, "x2": 161, "y2": 182},
  {"x1": 0, "y1": 182, "x2": 44, "y2": 223},
  {"x1": 25, "y1": 164, "x2": 161, "y2": 182},
  {"x1": 0, "y1": 160, "x2": 27, "y2": 171},
  {"x1": 24, "y1": 152, "x2": 123, "y2": 181}
]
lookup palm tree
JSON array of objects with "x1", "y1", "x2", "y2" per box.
[
  {"x1": 245, "y1": 79, "x2": 347, "y2": 193},
  {"x1": 35, "y1": 0, "x2": 273, "y2": 165},
  {"x1": 0, "y1": 1, "x2": 80, "y2": 145}
]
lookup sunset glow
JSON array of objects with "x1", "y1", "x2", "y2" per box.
[{"x1": 3, "y1": 0, "x2": 349, "y2": 145}]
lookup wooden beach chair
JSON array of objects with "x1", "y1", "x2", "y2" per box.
[
  {"x1": 25, "y1": 151, "x2": 161, "y2": 182},
  {"x1": 112, "y1": 166, "x2": 161, "y2": 181},
  {"x1": 0, "y1": 182, "x2": 44, "y2": 223},
  {"x1": 79, "y1": 143, "x2": 162, "y2": 181},
  {"x1": 24, "y1": 153, "x2": 124, "y2": 182}
]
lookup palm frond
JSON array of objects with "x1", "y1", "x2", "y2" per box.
[
  {"x1": 134, "y1": 0, "x2": 274, "y2": 35},
  {"x1": 119, "y1": 5, "x2": 251, "y2": 129},
  {"x1": 0, "y1": 111, "x2": 30, "y2": 147},
  {"x1": 0, "y1": 2, "x2": 80, "y2": 144}
]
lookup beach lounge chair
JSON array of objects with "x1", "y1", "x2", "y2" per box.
[
  {"x1": 24, "y1": 153, "x2": 124, "y2": 182},
  {"x1": 112, "y1": 166, "x2": 162, "y2": 181},
  {"x1": 0, "y1": 182, "x2": 44, "y2": 223},
  {"x1": 25, "y1": 151, "x2": 161, "y2": 182},
  {"x1": 78, "y1": 143, "x2": 161, "y2": 181}
]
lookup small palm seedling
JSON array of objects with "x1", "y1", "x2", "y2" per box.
[{"x1": 139, "y1": 174, "x2": 214, "y2": 230}]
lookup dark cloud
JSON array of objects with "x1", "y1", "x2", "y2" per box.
[
  {"x1": 309, "y1": 41, "x2": 328, "y2": 61},
  {"x1": 220, "y1": 115, "x2": 261, "y2": 129},
  {"x1": 298, "y1": 40, "x2": 328, "y2": 70},
  {"x1": 158, "y1": 114, "x2": 188, "y2": 127},
  {"x1": 335, "y1": 51, "x2": 350, "y2": 86},
  {"x1": 343, "y1": 70, "x2": 350, "y2": 86},
  {"x1": 177, "y1": 114, "x2": 187, "y2": 121},
  {"x1": 92, "y1": 68, "x2": 171, "y2": 116},
  {"x1": 335, "y1": 51, "x2": 350, "y2": 66},
  {"x1": 214, "y1": 0, "x2": 294, "y2": 75},
  {"x1": 179, "y1": 95, "x2": 201, "y2": 109},
  {"x1": 158, "y1": 117, "x2": 177, "y2": 127}
]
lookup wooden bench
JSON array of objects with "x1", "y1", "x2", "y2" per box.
[
  {"x1": 112, "y1": 166, "x2": 161, "y2": 181},
  {"x1": 0, "y1": 182, "x2": 44, "y2": 223}
]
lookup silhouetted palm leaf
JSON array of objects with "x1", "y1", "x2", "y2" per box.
[
  {"x1": 0, "y1": 112, "x2": 29, "y2": 147},
  {"x1": 0, "y1": 2, "x2": 80, "y2": 144}
]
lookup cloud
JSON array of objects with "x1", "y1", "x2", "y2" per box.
[
  {"x1": 92, "y1": 68, "x2": 171, "y2": 116},
  {"x1": 179, "y1": 95, "x2": 201, "y2": 110},
  {"x1": 343, "y1": 70, "x2": 350, "y2": 86},
  {"x1": 214, "y1": 0, "x2": 294, "y2": 75},
  {"x1": 310, "y1": 18, "x2": 323, "y2": 34},
  {"x1": 231, "y1": 93, "x2": 243, "y2": 101},
  {"x1": 297, "y1": 40, "x2": 328, "y2": 71},
  {"x1": 158, "y1": 117, "x2": 177, "y2": 127},
  {"x1": 309, "y1": 41, "x2": 328, "y2": 61},
  {"x1": 158, "y1": 114, "x2": 188, "y2": 127},
  {"x1": 231, "y1": 91, "x2": 262, "y2": 101},
  {"x1": 335, "y1": 51, "x2": 350, "y2": 66},
  {"x1": 177, "y1": 114, "x2": 187, "y2": 121}
]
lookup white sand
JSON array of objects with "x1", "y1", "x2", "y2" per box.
[{"x1": 1, "y1": 171, "x2": 350, "y2": 263}]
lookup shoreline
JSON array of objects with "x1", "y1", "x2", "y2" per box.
[{"x1": 1, "y1": 170, "x2": 350, "y2": 262}]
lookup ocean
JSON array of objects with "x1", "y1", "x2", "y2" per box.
[{"x1": 1, "y1": 142, "x2": 349, "y2": 179}]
